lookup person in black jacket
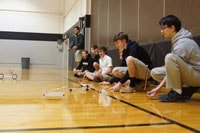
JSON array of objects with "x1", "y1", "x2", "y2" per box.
[
  {"x1": 107, "y1": 32, "x2": 153, "y2": 93},
  {"x1": 69, "y1": 26, "x2": 85, "y2": 66},
  {"x1": 73, "y1": 50, "x2": 94, "y2": 78}
]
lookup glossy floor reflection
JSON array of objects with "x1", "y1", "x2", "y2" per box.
[{"x1": 0, "y1": 68, "x2": 199, "y2": 133}]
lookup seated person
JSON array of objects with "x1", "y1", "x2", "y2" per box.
[
  {"x1": 85, "y1": 46, "x2": 113, "y2": 82},
  {"x1": 73, "y1": 50, "x2": 95, "y2": 78},
  {"x1": 90, "y1": 44, "x2": 100, "y2": 71},
  {"x1": 102, "y1": 32, "x2": 153, "y2": 93}
]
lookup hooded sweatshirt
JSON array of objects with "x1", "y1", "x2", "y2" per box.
[{"x1": 171, "y1": 28, "x2": 200, "y2": 70}]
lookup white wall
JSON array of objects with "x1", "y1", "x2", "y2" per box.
[
  {"x1": 0, "y1": 0, "x2": 64, "y2": 33},
  {"x1": 0, "y1": 40, "x2": 64, "y2": 68},
  {"x1": 64, "y1": 0, "x2": 90, "y2": 31},
  {"x1": 0, "y1": 11, "x2": 63, "y2": 34},
  {"x1": 0, "y1": 0, "x2": 67, "y2": 68},
  {"x1": 0, "y1": 0, "x2": 91, "y2": 68}
]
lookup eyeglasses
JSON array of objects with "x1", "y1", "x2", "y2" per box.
[{"x1": 160, "y1": 26, "x2": 169, "y2": 30}]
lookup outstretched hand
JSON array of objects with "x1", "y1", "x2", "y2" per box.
[{"x1": 146, "y1": 88, "x2": 159, "y2": 97}]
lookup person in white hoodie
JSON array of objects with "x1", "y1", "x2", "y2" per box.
[{"x1": 147, "y1": 15, "x2": 200, "y2": 102}]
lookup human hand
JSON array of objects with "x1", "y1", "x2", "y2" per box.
[
  {"x1": 146, "y1": 88, "x2": 158, "y2": 97},
  {"x1": 72, "y1": 46, "x2": 77, "y2": 49}
]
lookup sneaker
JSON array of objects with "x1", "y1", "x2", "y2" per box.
[
  {"x1": 158, "y1": 90, "x2": 189, "y2": 102},
  {"x1": 120, "y1": 87, "x2": 136, "y2": 93},
  {"x1": 196, "y1": 88, "x2": 200, "y2": 93},
  {"x1": 181, "y1": 87, "x2": 199, "y2": 99}
]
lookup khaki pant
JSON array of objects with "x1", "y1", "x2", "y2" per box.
[
  {"x1": 75, "y1": 50, "x2": 82, "y2": 62},
  {"x1": 151, "y1": 53, "x2": 200, "y2": 89},
  {"x1": 113, "y1": 58, "x2": 150, "y2": 80}
]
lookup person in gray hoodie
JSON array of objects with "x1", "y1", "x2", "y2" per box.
[{"x1": 147, "y1": 15, "x2": 200, "y2": 102}]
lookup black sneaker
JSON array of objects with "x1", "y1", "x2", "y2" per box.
[
  {"x1": 181, "y1": 87, "x2": 199, "y2": 99},
  {"x1": 158, "y1": 90, "x2": 189, "y2": 102}
]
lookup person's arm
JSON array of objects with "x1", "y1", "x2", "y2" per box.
[
  {"x1": 76, "y1": 34, "x2": 84, "y2": 49},
  {"x1": 76, "y1": 59, "x2": 83, "y2": 70},
  {"x1": 68, "y1": 36, "x2": 75, "y2": 50},
  {"x1": 146, "y1": 77, "x2": 166, "y2": 97}
]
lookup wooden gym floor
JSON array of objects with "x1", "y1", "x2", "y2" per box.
[{"x1": 0, "y1": 68, "x2": 199, "y2": 133}]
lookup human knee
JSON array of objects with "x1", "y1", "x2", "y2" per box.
[
  {"x1": 93, "y1": 62, "x2": 99, "y2": 69},
  {"x1": 112, "y1": 67, "x2": 120, "y2": 77},
  {"x1": 126, "y1": 56, "x2": 135, "y2": 65},
  {"x1": 150, "y1": 68, "x2": 163, "y2": 82},
  {"x1": 150, "y1": 69, "x2": 157, "y2": 79},
  {"x1": 165, "y1": 53, "x2": 177, "y2": 64}
]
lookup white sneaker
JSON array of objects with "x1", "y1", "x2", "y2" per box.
[{"x1": 120, "y1": 87, "x2": 136, "y2": 93}]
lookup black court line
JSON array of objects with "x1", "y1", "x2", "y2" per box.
[
  {"x1": 10, "y1": 75, "x2": 196, "y2": 133},
  {"x1": 68, "y1": 77, "x2": 200, "y2": 132},
  {"x1": 0, "y1": 123, "x2": 172, "y2": 132},
  {"x1": 90, "y1": 88, "x2": 200, "y2": 132},
  {"x1": 67, "y1": 78, "x2": 200, "y2": 132}
]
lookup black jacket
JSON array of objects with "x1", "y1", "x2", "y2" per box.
[
  {"x1": 110, "y1": 40, "x2": 153, "y2": 84},
  {"x1": 76, "y1": 54, "x2": 95, "y2": 72},
  {"x1": 120, "y1": 40, "x2": 153, "y2": 69}
]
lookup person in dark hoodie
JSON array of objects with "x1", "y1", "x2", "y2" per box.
[
  {"x1": 73, "y1": 50, "x2": 94, "y2": 78},
  {"x1": 147, "y1": 15, "x2": 200, "y2": 102},
  {"x1": 104, "y1": 32, "x2": 153, "y2": 93}
]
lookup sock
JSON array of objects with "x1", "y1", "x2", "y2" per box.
[
  {"x1": 130, "y1": 77, "x2": 136, "y2": 87},
  {"x1": 109, "y1": 77, "x2": 120, "y2": 84},
  {"x1": 120, "y1": 73, "x2": 129, "y2": 84}
]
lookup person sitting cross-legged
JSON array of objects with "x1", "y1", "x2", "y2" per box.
[
  {"x1": 73, "y1": 50, "x2": 94, "y2": 78},
  {"x1": 84, "y1": 46, "x2": 113, "y2": 82}
]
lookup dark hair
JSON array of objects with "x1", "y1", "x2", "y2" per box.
[
  {"x1": 113, "y1": 32, "x2": 129, "y2": 42},
  {"x1": 74, "y1": 26, "x2": 80, "y2": 30},
  {"x1": 159, "y1": 15, "x2": 182, "y2": 32},
  {"x1": 99, "y1": 46, "x2": 107, "y2": 53},
  {"x1": 82, "y1": 50, "x2": 88, "y2": 54},
  {"x1": 92, "y1": 44, "x2": 98, "y2": 49}
]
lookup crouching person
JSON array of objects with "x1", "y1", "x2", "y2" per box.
[{"x1": 147, "y1": 15, "x2": 200, "y2": 102}]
